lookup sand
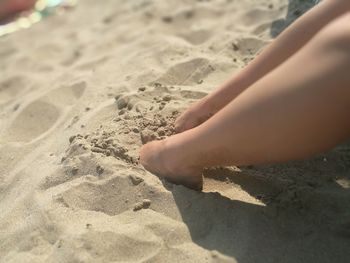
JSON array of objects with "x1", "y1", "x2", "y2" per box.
[{"x1": 0, "y1": 0, "x2": 350, "y2": 262}]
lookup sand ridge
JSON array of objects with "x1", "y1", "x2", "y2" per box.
[{"x1": 0, "y1": 0, "x2": 349, "y2": 262}]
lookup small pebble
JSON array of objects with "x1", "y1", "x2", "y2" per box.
[
  {"x1": 163, "y1": 95, "x2": 171, "y2": 102},
  {"x1": 105, "y1": 138, "x2": 114, "y2": 144},
  {"x1": 162, "y1": 16, "x2": 173, "y2": 23},
  {"x1": 91, "y1": 147, "x2": 105, "y2": 153},
  {"x1": 184, "y1": 10, "x2": 194, "y2": 19},
  {"x1": 133, "y1": 199, "x2": 151, "y2": 211},
  {"x1": 71, "y1": 167, "x2": 79, "y2": 175},
  {"x1": 69, "y1": 135, "x2": 76, "y2": 143},
  {"x1": 13, "y1": 104, "x2": 20, "y2": 111},
  {"x1": 133, "y1": 202, "x2": 144, "y2": 211},
  {"x1": 293, "y1": 9, "x2": 302, "y2": 17},
  {"x1": 129, "y1": 174, "x2": 144, "y2": 185},
  {"x1": 114, "y1": 94, "x2": 122, "y2": 101},
  {"x1": 142, "y1": 199, "x2": 151, "y2": 208},
  {"x1": 96, "y1": 165, "x2": 104, "y2": 175},
  {"x1": 132, "y1": 127, "x2": 140, "y2": 133},
  {"x1": 232, "y1": 43, "x2": 239, "y2": 51},
  {"x1": 116, "y1": 97, "x2": 128, "y2": 109},
  {"x1": 157, "y1": 128, "x2": 165, "y2": 136}
]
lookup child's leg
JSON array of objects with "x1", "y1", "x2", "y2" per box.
[
  {"x1": 175, "y1": 0, "x2": 350, "y2": 133},
  {"x1": 140, "y1": 13, "x2": 350, "y2": 190}
]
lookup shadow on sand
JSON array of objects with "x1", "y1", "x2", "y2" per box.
[
  {"x1": 166, "y1": 2, "x2": 349, "y2": 262},
  {"x1": 167, "y1": 143, "x2": 350, "y2": 263}
]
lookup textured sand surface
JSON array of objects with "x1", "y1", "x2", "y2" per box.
[{"x1": 0, "y1": 0, "x2": 349, "y2": 262}]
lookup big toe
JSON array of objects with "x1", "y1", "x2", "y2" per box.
[
  {"x1": 175, "y1": 119, "x2": 195, "y2": 134},
  {"x1": 174, "y1": 118, "x2": 185, "y2": 133}
]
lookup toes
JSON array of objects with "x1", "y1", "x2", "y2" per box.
[
  {"x1": 175, "y1": 124, "x2": 185, "y2": 134},
  {"x1": 174, "y1": 122, "x2": 182, "y2": 133},
  {"x1": 174, "y1": 115, "x2": 184, "y2": 130},
  {"x1": 174, "y1": 119, "x2": 186, "y2": 134},
  {"x1": 175, "y1": 123, "x2": 189, "y2": 134},
  {"x1": 174, "y1": 115, "x2": 195, "y2": 134}
]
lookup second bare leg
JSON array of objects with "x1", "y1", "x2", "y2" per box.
[
  {"x1": 140, "y1": 14, "x2": 350, "y2": 190},
  {"x1": 175, "y1": 0, "x2": 350, "y2": 133}
]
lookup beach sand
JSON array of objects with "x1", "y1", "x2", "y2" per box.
[{"x1": 0, "y1": 0, "x2": 349, "y2": 262}]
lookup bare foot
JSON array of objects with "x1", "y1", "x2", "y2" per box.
[
  {"x1": 139, "y1": 139, "x2": 203, "y2": 191},
  {"x1": 175, "y1": 97, "x2": 216, "y2": 134}
]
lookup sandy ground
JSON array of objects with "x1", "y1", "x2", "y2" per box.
[{"x1": 0, "y1": 0, "x2": 350, "y2": 262}]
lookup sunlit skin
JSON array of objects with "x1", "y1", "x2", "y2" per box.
[
  {"x1": 140, "y1": 0, "x2": 350, "y2": 190},
  {"x1": 0, "y1": 0, "x2": 36, "y2": 21}
]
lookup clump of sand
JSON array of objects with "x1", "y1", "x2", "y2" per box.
[{"x1": 0, "y1": 0, "x2": 349, "y2": 262}]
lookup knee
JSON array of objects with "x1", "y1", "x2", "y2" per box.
[{"x1": 319, "y1": 13, "x2": 350, "y2": 53}]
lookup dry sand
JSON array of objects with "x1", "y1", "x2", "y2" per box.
[{"x1": 0, "y1": 0, "x2": 350, "y2": 262}]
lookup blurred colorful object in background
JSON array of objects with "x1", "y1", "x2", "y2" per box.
[{"x1": 0, "y1": 0, "x2": 77, "y2": 37}]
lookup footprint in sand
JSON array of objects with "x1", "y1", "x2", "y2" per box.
[
  {"x1": 55, "y1": 229, "x2": 162, "y2": 262},
  {"x1": 0, "y1": 75, "x2": 28, "y2": 106},
  {"x1": 3, "y1": 81, "x2": 86, "y2": 143},
  {"x1": 231, "y1": 37, "x2": 268, "y2": 64},
  {"x1": 51, "y1": 162, "x2": 179, "y2": 219},
  {"x1": 55, "y1": 175, "x2": 150, "y2": 215},
  {"x1": 178, "y1": 29, "x2": 212, "y2": 45},
  {"x1": 52, "y1": 219, "x2": 163, "y2": 262},
  {"x1": 75, "y1": 56, "x2": 109, "y2": 71},
  {"x1": 234, "y1": 37, "x2": 267, "y2": 56},
  {"x1": 4, "y1": 101, "x2": 60, "y2": 142},
  {"x1": 156, "y1": 58, "x2": 214, "y2": 85},
  {"x1": 161, "y1": 6, "x2": 222, "y2": 27}
]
